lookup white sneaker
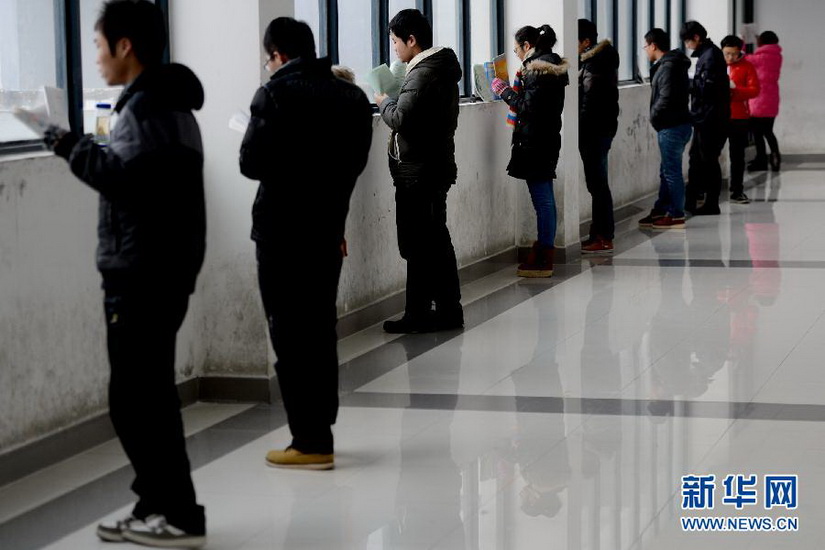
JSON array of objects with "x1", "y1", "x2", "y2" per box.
[
  {"x1": 96, "y1": 514, "x2": 146, "y2": 542},
  {"x1": 122, "y1": 514, "x2": 206, "y2": 548}
]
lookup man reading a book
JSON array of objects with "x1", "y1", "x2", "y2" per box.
[{"x1": 375, "y1": 8, "x2": 464, "y2": 334}]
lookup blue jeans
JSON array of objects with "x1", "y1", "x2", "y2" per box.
[
  {"x1": 655, "y1": 124, "x2": 692, "y2": 218},
  {"x1": 526, "y1": 179, "x2": 556, "y2": 248}
]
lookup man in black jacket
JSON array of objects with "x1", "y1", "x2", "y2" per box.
[
  {"x1": 375, "y1": 9, "x2": 464, "y2": 334},
  {"x1": 578, "y1": 19, "x2": 620, "y2": 254},
  {"x1": 681, "y1": 20, "x2": 730, "y2": 215},
  {"x1": 639, "y1": 28, "x2": 693, "y2": 230},
  {"x1": 240, "y1": 18, "x2": 373, "y2": 470},
  {"x1": 45, "y1": 1, "x2": 207, "y2": 547}
]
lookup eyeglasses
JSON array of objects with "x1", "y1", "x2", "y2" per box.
[{"x1": 263, "y1": 52, "x2": 277, "y2": 71}]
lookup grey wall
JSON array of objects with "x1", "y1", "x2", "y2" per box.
[{"x1": 753, "y1": 0, "x2": 825, "y2": 153}]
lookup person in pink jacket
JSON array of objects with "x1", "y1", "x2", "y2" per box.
[{"x1": 747, "y1": 31, "x2": 783, "y2": 171}]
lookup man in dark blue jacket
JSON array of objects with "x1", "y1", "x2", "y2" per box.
[
  {"x1": 375, "y1": 9, "x2": 464, "y2": 334},
  {"x1": 240, "y1": 18, "x2": 373, "y2": 470},
  {"x1": 45, "y1": 1, "x2": 207, "y2": 547},
  {"x1": 681, "y1": 20, "x2": 730, "y2": 215},
  {"x1": 639, "y1": 28, "x2": 693, "y2": 230}
]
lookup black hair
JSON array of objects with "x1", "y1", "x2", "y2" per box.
[
  {"x1": 514, "y1": 24, "x2": 557, "y2": 52},
  {"x1": 578, "y1": 19, "x2": 598, "y2": 43},
  {"x1": 95, "y1": 0, "x2": 166, "y2": 67},
  {"x1": 388, "y1": 9, "x2": 433, "y2": 51},
  {"x1": 644, "y1": 28, "x2": 670, "y2": 52},
  {"x1": 680, "y1": 20, "x2": 708, "y2": 42},
  {"x1": 263, "y1": 17, "x2": 316, "y2": 59},
  {"x1": 759, "y1": 30, "x2": 779, "y2": 45},
  {"x1": 720, "y1": 35, "x2": 744, "y2": 50}
]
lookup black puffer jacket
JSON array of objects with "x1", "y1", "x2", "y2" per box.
[
  {"x1": 579, "y1": 40, "x2": 620, "y2": 137},
  {"x1": 499, "y1": 50, "x2": 569, "y2": 181},
  {"x1": 379, "y1": 48, "x2": 461, "y2": 186},
  {"x1": 689, "y1": 40, "x2": 730, "y2": 129},
  {"x1": 649, "y1": 49, "x2": 691, "y2": 131},
  {"x1": 240, "y1": 57, "x2": 373, "y2": 248},
  {"x1": 61, "y1": 64, "x2": 206, "y2": 294}
]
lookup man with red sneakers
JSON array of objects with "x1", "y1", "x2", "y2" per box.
[{"x1": 639, "y1": 28, "x2": 693, "y2": 230}]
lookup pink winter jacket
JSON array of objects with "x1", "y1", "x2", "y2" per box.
[{"x1": 747, "y1": 44, "x2": 783, "y2": 118}]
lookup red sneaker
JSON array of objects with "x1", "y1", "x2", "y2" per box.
[
  {"x1": 581, "y1": 237, "x2": 613, "y2": 254},
  {"x1": 652, "y1": 216, "x2": 686, "y2": 229}
]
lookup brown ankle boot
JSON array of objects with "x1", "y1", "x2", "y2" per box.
[{"x1": 517, "y1": 244, "x2": 554, "y2": 278}]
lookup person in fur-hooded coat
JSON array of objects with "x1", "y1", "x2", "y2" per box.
[
  {"x1": 491, "y1": 24, "x2": 568, "y2": 278},
  {"x1": 577, "y1": 19, "x2": 620, "y2": 251}
]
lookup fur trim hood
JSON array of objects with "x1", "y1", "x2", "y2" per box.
[
  {"x1": 580, "y1": 39, "x2": 613, "y2": 62},
  {"x1": 523, "y1": 51, "x2": 570, "y2": 76}
]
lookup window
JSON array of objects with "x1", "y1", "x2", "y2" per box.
[
  {"x1": 295, "y1": 0, "x2": 322, "y2": 57},
  {"x1": 296, "y1": 0, "x2": 503, "y2": 100},
  {"x1": 337, "y1": 1, "x2": 372, "y2": 82},
  {"x1": 0, "y1": 0, "x2": 169, "y2": 152},
  {"x1": 0, "y1": 0, "x2": 60, "y2": 146}
]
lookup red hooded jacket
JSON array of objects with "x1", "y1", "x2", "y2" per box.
[{"x1": 728, "y1": 56, "x2": 760, "y2": 119}]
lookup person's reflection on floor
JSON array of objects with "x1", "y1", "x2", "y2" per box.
[
  {"x1": 645, "y1": 231, "x2": 728, "y2": 413},
  {"x1": 507, "y1": 302, "x2": 571, "y2": 521},
  {"x1": 391, "y1": 332, "x2": 467, "y2": 546}
]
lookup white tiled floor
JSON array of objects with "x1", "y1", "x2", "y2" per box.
[{"x1": 9, "y1": 165, "x2": 825, "y2": 549}]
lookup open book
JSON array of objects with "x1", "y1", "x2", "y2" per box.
[
  {"x1": 12, "y1": 86, "x2": 70, "y2": 137},
  {"x1": 366, "y1": 61, "x2": 406, "y2": 99}
]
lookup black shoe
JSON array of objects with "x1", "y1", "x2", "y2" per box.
[
  {"x1": 770, "y1": 151, "x2": 781, "y2": 172},
  {"x1": 383, "y1": 315, "x2": 437, "y2": 334},
  {"x1": 730, "y1": 192, "x2": 750, "y2": 204},
  {"x1": 692, "y1": 204, "x2": 721, "y2": 216}
]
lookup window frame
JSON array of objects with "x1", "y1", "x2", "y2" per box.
[{"x1": 0, "y1": 0, "x2": 171, "y2": 155}]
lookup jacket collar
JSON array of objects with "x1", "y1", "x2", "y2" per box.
[{"x1": 407, "y1": 47, "x2": 445, "y2": 74}]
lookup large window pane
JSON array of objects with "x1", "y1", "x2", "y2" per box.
[
  {"x1": 470, "y1": 0, "x2": 494, "y2": 64},
  {"x1": 618, "y1": 0, "x2": 633, "y2": 80},
  {"x1": 596, "y1": 0, "x2": 613, "y2": 42},
  {"x1": 432, "y1": 0, "x2": 460, "y2": 53},
  {"x1": 0, "y1": 0, "x2": 59, "y2": 143},
  {"x1": 655, "y1": 0, "x2": 668, "y2": 30},
  {"x1": 388, "y1": 0, "x2": 416, "y2": 21},
  {"x1": 638, "y1": 0, "x2": 652, "y2": 79},
  {"x1": 295, "y1": 0, "x2": 322, "y2": 56},
  {"x1": 337, "y1": 1, "x2": 372, "y2": 83}
]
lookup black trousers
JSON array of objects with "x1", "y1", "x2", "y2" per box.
[
  {"x1": 579, "y1": 134, "x2": 615, "y2": 240},
  {"x1": 728, "y1": 119, "x2": 750, "y2": 195},
  {"x1": 687, "y1": 125, "x2": 728, "y2": 209},
  {"x1": 256, "y1": 243, "x2": 342, "y2": 454},
  {"x1": 751, "y1": 117, "x2": 779, "y2": 161},
  {"x1": 104, "y1": 287, "x2": 205, "y2": 534},
  {"x1": 395, "y1": 182, "x2": 462, "y2": 318}
]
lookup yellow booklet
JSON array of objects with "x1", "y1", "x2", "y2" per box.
[{"x1": 493, "y1": 54, "x2": 508, "y2": 80}]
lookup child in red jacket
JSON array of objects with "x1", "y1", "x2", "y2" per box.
[{"x1": 721, "y1": 35, "x2": 760, "y2": 203}]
